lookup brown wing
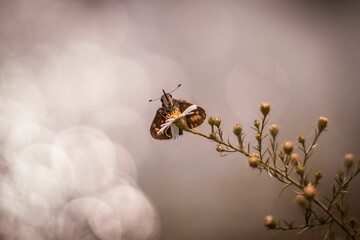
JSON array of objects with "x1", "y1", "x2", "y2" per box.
[
  {"x1": 150, "y1": 108, "x2": 186, "y2": 140},
  {"x1": 150, "y1": 109, "x2": 172, "y2": 140},
  {"x1": 178, "y1": 100, "x2": 206, "y2": 129}
]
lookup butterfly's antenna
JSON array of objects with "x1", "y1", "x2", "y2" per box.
[
  {"x1": 148, "y1": 97, "x2": 161, "y2": 102},
  {"x1": 148, "y1": 84, "x2": 182, "y2": 102},
  {"x1": 169, "y1": 84, "x2": 181, "y2": 94}
]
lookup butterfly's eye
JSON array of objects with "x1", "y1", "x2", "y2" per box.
[
  {"x1": 169, "y1": 94, "x2": 172, "y2": 98},
  {"x1": 161, "y1": 98, "x2": 164, "y2": 103}
]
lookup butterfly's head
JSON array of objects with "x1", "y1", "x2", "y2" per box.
[
  {"x1": 161, "y1": 89, "x2": 175, "y2": 110},
  {"x1": 148, "y1": 84, "x2": 181, "y2": 112}
]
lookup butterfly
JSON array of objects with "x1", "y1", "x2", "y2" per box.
[{"x1": 149, "y1": 85, "x2": 206, "y2": 140}]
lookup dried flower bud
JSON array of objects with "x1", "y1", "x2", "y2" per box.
[
  {"x1": 254, "y1": 119, "x2": 260, "y2": 129},
  {"x1": 215, "y1": 145, "x2": 225, "y2": 152},
  {"x1": 213, "y1": 117, "x2": 221, "y2": 128},
  {"x1": 344, "y1": 153, "x2": 355, "y2": 169},
  {"x1": 298, "y1": 136, "x2": 305, "y2": 145},
  {"x1": 296, "y1": 164, "x2": 305, "y2": 175},
  {"x1": 208, "y1": 116, "x2": 215, "y2": 126},
  {"x1": 264, "y1": 215, "x2": 277, "y2": 229},
  {"x1": 290, "y1": 153, "x2": 300, "y2": 165},
  {"x1": 295, "y1": 195, "x2": 310, "y2": 209},
  {"x1": 317, "y1": 117, "x2": 328, "y2": 132},
  {"x1": 303, "y1": 183, "x2": 316, "y2": 199},
  {"x1": 256, "y1": 133, "x2": 261, "y2": 142},
  {"x1": 278, "y1": 150, "x2": 285, "y2": 161},
  {"x1": 349, "y1": 218, "x2": 357, "y2": 228},
  {"x1": 232, "y1": 124, "x2": 243, "y2": 137},
  {"x1": 248, "y1": 154, "x2": 260, "y2": 168},
  {"x1": 315, "y1": 170, "x2": 323, "y2": 181},
  {"x1": 209, "y1": 133, "x2": 217, "y2": 141},
  {"x1": 260, "y1": 102, "x2": 271, "y2": 116},
  {"x1": 208, "y1": 116, "x2": 221, "y2": 128},
  {"x1": 337, "y1": 170, "x2": 345, "y2": 183},
  {"x1": 282, "y1": 141, "x2": 294, "y2": 155},
  {"x1": 269, "y1": 124, "x2": 279, "y2": 138}
]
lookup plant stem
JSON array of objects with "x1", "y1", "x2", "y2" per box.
[
  {"x1": 187, "y1": 128, "x2": 356, "y2": 239},
  {"x1": 188, "y1": 129, "x2": 250, "y2": 157}
]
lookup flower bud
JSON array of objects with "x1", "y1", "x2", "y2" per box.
[
  {"x1": 232, "y1": 124, "x2": 243, "y2": 137},
  {"x1": 209, "y1": 133, "x2": 217, "y2": 141},
  {"x1": 337, "y1": 170, "x2": 344, "y2": 183},
  {"x1": 213, "y1": 117, "x2": 221, "y2": 128},
  {"x1": 269, "y1": 124, "x2": 279, "y2": 138},
  {"x1": 290, "y1": 153, "x2": 300, "y2": 165},
  {"x1": 175, "y1": 117, "x2": 190, "y2": 131},
  {"x1": 264, "y1": 215, "x2": 277, "y2": 229},
  {"x1": 317, "y1": 117, "x2": 328, "y2": 132},
  {"x1": 349, "y1": 218, "x2": 357, "y2": 228},
  {"x1": 282, "y1": 141, "x2": 294, "y2": 155},
  {"x1": 278, "y1": 150, "x2": 285, "y2": 161},
  {"x1": 315, "y1": 170, "x2": 323, "y2": 181},
  {"x1": 260, "y1": 102, "x2": 271, "y2": 116},
  {"x1": 254, "y1": 119, "x2": 260, "y2": 129},
  {"x1": 295, "y1": 195, "x2": 310, "y2": 209},
  {"x1": 303, "y1": 183, "x2": 316, "y2": 199},
  {"x1": 208, "y1": 117, "x2": 215, "y2": 126},
  {"x1": 296, "y1": 164, "x2": 305, "y2": 175},
  {"x1": 208, "y1": 116, "x2": 221, "y2": 128},
  {"x1": 248, "y1": 154, "x2": 260, "y2": 168},
  {"x1": 256, "y1": 133, "x2": 261, "y2": 142},
  {"x1": 215, "y1": 145, "x2": 225, "y2": 152},
  {"x1": 344, "y1": 153, "x2": 355, "y2": 169},
  {"x1": 298, "y1": 136, "x2": 305, "y2": 145}
]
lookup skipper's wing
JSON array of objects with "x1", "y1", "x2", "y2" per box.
[
  {"x1": 151, "y1": 108, "x2": 185, "y2": 140},
  {"x1": 178, "y1": 100, "x2": 206, "y2": 129},
  {"x1": 150, "y1": 109, "x2": 172, "y2": 140}
]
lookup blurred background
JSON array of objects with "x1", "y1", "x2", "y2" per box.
[{"x1": 0, "y1": 0, "x2": 359, "y2": 239}]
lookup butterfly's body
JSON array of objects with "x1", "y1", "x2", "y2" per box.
[{"x1": 150, "y1": 91, "x2": 206, "y2": 140}]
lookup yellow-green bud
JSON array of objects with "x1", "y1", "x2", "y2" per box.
[
  {"x1": 269, "y1": 124, "x2": 279, "y2": 138},
  {"x1": 282, "y1": 141, "x2": 294, "y2": 155},
  {"x1": 248, "y1": 154, "x2": 260, "y2": 168},
  {"x1": 232, "y1": 124, "x2": 243, "y2": 137},
  {"x1": 317, "y1": 116, "x2": 328, "y2": 132},
  {"x1": 344, "y1": 153, "x2": 355, "y2": 169},
  {"x1": 303, "y1": 183, "x2": 316, "y2": 199},
  {"x1": 298, "y1": 136, "x2": 305, "y2": 145},
  {"x1": 264, "y1": 215, "x2": 277, "y2": 229},
  {"x1": 260, "y1": 102, "x2": 271, "y2": 116},
  {"x1": 208, "y1": 116, "x2": 221, "y2": 128}
]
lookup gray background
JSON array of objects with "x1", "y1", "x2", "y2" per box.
[{"x1": 0, "y1": 0, "x2": 359, "y2": 239}]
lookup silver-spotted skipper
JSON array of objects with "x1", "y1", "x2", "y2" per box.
[{"x1": 149, "y1": 85, "x2": 206, "y2": 140}]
